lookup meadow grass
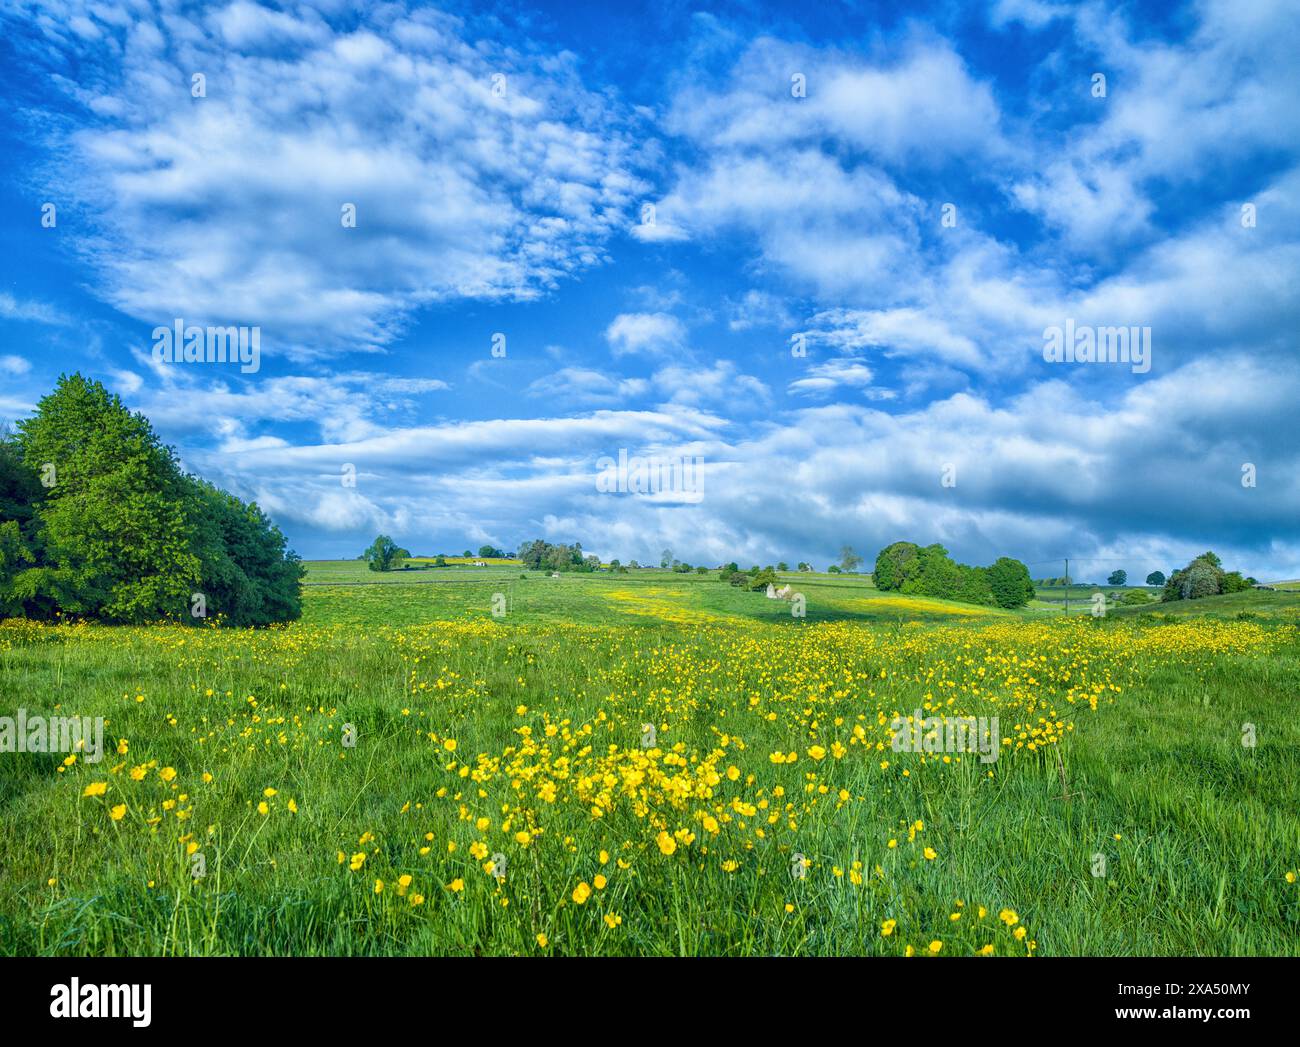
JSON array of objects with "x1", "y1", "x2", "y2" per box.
[{"x1": 1, "y1": 564, "x2": 1297, "y2": 956}]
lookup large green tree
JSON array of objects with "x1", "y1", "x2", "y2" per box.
[
  {"x1": 189, "y1": 480, "x2": 304, "y2": 624},
  {"x1": 872, "y1": 541, "x2": 1032, "y2": 608},
  {"x1": 872, "y1": 541, "x2": 920, "y2": 591},
  {"x1": 985, "y1": 557, "x2": 1036, "y2": 608},
  {"x1": 14, "y1": 375, "x2": 202, "y2": 622},
  {"x1": 363, "y1": 535, "x2": 410, "y2": 572},
  {"x1": 1162, "y1": 552, "x2": 1228, "y2": 602},
  {"x1": 0, "y1": 434, "x2": 45, "y2": 617},
  {"x1": 2, "y1": 374, "x2": 304, "y2": 625}
]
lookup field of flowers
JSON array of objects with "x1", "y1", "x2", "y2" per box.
[{"x1": 1, "y1": 588, "x2": 1298, "y2": 956}]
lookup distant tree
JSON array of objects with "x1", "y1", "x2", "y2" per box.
[
  {"x1": 478, "y1": 545, "x2": 505, "y2": 559},
  {"x1": 872, "y1": 541, "x2": 920, "y2": 591},
  {"x1": 827, "y1": 565, "x2": 842, "y2": 574},
  {"x1": 516, "y1": 538, "x2": 598, "y2": 573},
  {"x1": 628, "y1": 559, "x2": 640, "y2": 569},
  {"x1": 749, "y1": 566, "x2": 779, "y2": 591},
  {"x1": 660, "y1": 548, "x2": 673, "y2": 568},
  {"x1": 1146, "y1": 571, "x2": 1165, "y2": 587},
  {"x1": 364, "y1": 535, "x2": 409, "y2": 572},
  {"x1": 1163, "y1": 552, "x2": 1225, "y2": 601},
  {"x1": 839, "y1": 545, "x2": 863, "y2": 573},
  {"x1": 1220, "y1": 571, "x2": 1251, "y2": 594},
  {"x1": 434, "y1": 555, "x2": 447, "y2": 567},
  {"x1": 609, "y1": 559, "x2": 621, "y2": 571},
  {"x1": 695, "y1": 565, "x2": 708, "y2": 574},
  {"x1": 986, "y1": 557, "x2": 1036, "y2": 609},
  {"x1": 902, "y1": 544, "x2": 963, "y2": 598},
  {"x1": 1181, "y1": 562, "x2": 1222, "y2": 599},
  {"x1": 797, "y1": 562, "x2": 811, "y2": 572},
  {"x1": 1108, "y1": 570, "x2": 1127, "y2": 586},
  {"x1": 777, "y1": 561, "x2": 789, "y2": 572}
]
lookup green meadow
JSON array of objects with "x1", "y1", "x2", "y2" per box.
[{"x1": 1, "y1": 563, "x2": 1297, "y2": 956}]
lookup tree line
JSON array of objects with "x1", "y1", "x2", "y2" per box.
[
  {"x1": 873, "y1": 542, "x2": 1036, "y2": 608},
  {"x1": 356, "y1": 530, "x2": 1261, "y2": 609},
  {"x1": 1, "y1": 375, "x2": 304, "y2": 626},
  {"x1": 1160, "y1": 552, "x2": 1256, "y2": 601}
]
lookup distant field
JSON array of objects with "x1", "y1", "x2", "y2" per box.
[
  {"x1": 1108, "y1": 587, "x2": 1300, "y2": 619},
  {"x1": 2, "y1": 560, "x2": 1297, "y2": 957},
  {"x1": 297, "y1": 561, "x2": 1026, "y2": 628},
  {"x1": 304, "y1": 558, "x2": 521, "y2": 584},
  {"x1": 299, "y1": 560, "x2": 1300, "y2": 628}
]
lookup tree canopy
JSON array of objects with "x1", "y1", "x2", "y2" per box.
[
  {"x1": 1161, "y1": 552, "x2": 1255, "y2": 601},
  {"x1": 363, "y1": 535, "x2": 410, "y2": 572},
  {"x1": 872, "y1": 541, "x2": 1035, "y2": 608},
  {"x1": 1, "y1": 374, "x2": 303, "y2": 625},
  {"x1": 517, "y1": 539, "x2": 600, "y2": 573}
]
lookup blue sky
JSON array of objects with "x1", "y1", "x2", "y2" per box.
[{"x1": 1, "y1": 0, "x2": 1297, "y2": 579}]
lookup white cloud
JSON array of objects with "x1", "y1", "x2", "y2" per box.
[
  {"x1": 665, "y1": 36, "x2": 1004, "y2": 165},
  {"x1": 125, "y1": 370, "x2": 451, "y2": 446},
  {"x1": 0, "y1": 293, "x2": 68, "y2": 325},
  {"x1": 168, "y1": 354, "x2": 1300, "y2": 579},
  {"x1": 726, "y1": 289, "x2": 795, "y2": 332},
  {"x1": 1008, "y1": 0, "x2": 1300, "y2": 251},
  {"x1": 787, "y1": 359, "x2": 882, "y2": 398},
  {"x1": 653, "y1": 359, "x2": 769, "y2": 406},
  {"x1": 604, "y1": 312, "x2": 687, "y2": 358},
  {"x1": 21, "y1": 2, "x2": 647, "y2": 359},
  {"x1": 527, "y1": 367, "x2": 649, "y2": 406}
]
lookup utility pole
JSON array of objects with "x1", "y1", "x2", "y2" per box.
[{"x1": 1064, "y1": 557, "x2": 1069, "y2": 616}]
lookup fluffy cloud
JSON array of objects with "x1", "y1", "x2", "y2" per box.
[
  {"x1": 163, "y1": 353, "x2": 1300, "y2": 579},
  {"x1": 4, "y1": 1, "x2": 1296, "y2": 578},
  {"x1": 13, "y1": 0, "x2": 647, "y2": 358},
  {"x1": 1009, "y1": 0, "x2": 1300, "y2": 252},
  {"x1": 527, "y1": 367, "x2": 650, "y2": 406},
  {"x1": 604, "y1": 312, "x2": 688, "y2": 358},
  {"x1": 663, "y1": 36, "x2": 1004, "y2": 164}
]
